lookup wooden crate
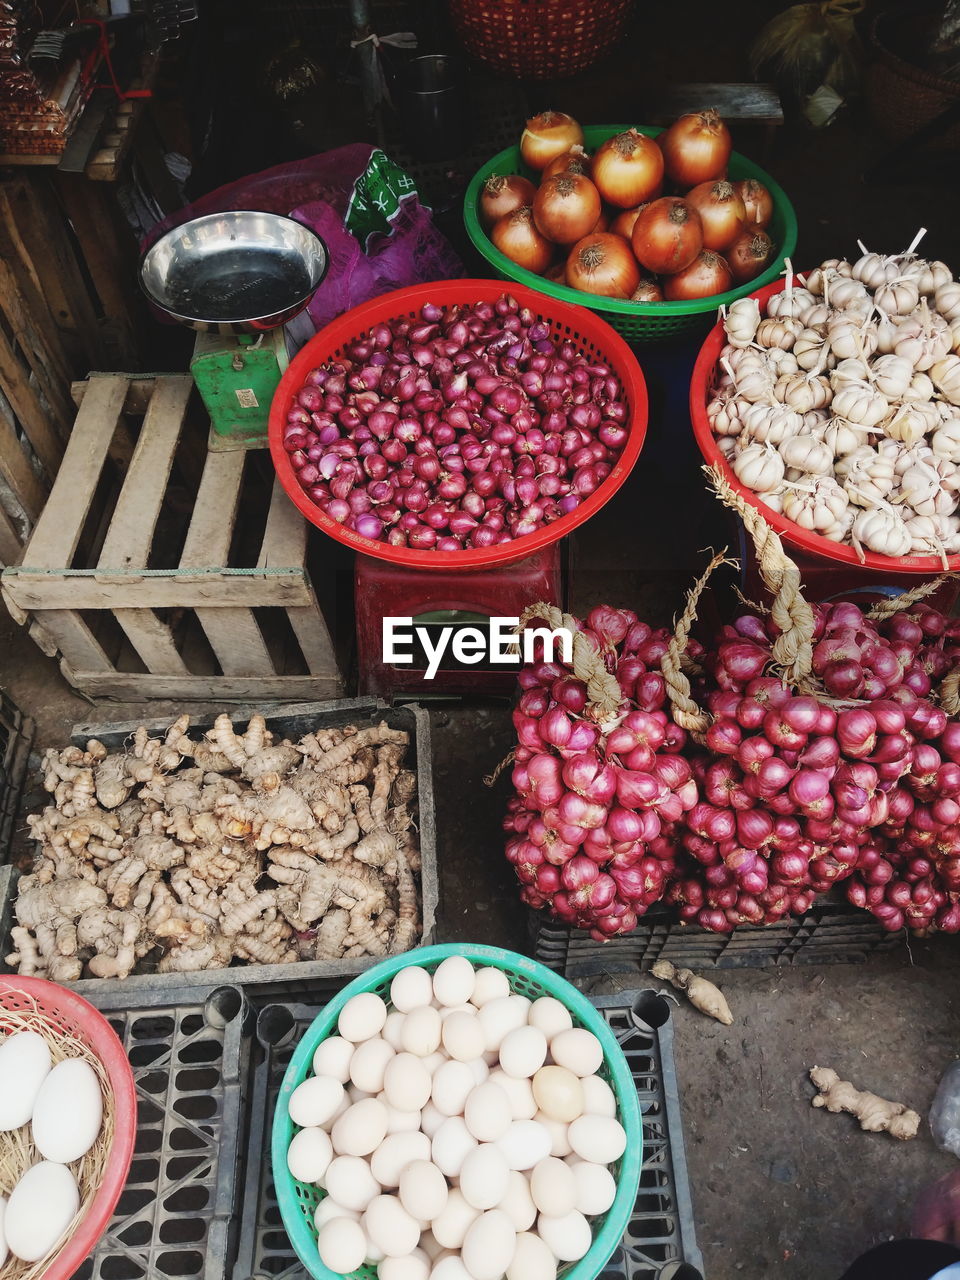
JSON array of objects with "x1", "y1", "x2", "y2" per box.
[{"x1": 1, "y1": 374, "x2": 345, "y2": 700}]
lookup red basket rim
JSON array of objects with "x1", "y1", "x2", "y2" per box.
[
  {"x1": 0, "y1": 976, "x2": 137, "y2": 1279},
  {"x1": 269, "y1": 280, "x2": 648, "y2": 570},
  {"x1": 689, "y1": 277, "x2": 960, "y2": 575}
]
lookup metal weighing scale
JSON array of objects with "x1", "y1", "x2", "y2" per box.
[{"x1": 140, "y1": 211, "x2": 328, "y2": 449}]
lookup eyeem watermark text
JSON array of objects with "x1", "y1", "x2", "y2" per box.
[{"x1": 383, "y1": 616, "x2": 573, "y2": 680}]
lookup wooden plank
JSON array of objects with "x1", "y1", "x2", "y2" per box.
[
  {"x1": 65, "y1": 671, "x2": 342, "y2": 700},
  {"x1": 287, "y1": 580, "x2": 339, "y2": 678},
  {"x1": 72, "y1": 375, "x2": 166, "y2": 414},
  {"x1": 112, "y1": 609, "x2": 190, "y2": 674},
  {"x1": 2, "y1": 570, "x2": 311, "y2": 611},
  {"x1": 0, "y1": 254, "x2": 74, "y2": 434},
  {"x1": 0, "y1": 504, "x2": 24, "y2": 568},
  {"x1": 258, "y1": 477, "x2": 307, "y2": 569},
  {"x1": 97, "y1": 376, "x2": 192, "y2": 570},
  {"x1": 21, "y1": 375, "x2": 128, "y2": 570},
  {"x1": 196, "y1": 608, "x2": 275, "y2": 676},
  {"x1": 0, "y1": 403, "x2": 47, "y2": 522},
  {"x1": 32, "y1": 609, "x2": 114, "y2": 672},
  {"x1": 0, "y1": 324, "x2": 64, "y2": 477},
  {"x1": 0, "y1": 155, "x2": 61, "y2": 166},
  {"x1": 179, "y1": 450, "x2": 245, "y2": 569}
]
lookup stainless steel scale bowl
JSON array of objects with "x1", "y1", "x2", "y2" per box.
[{"x1": 139, "y1": 210, "x2": 328, "y2": 335}]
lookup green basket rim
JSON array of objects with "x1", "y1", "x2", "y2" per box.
[
  {"x1": 271, "y1": 942, "x2": 644, "y2": 1280},
  {"x1": 464, "y1": 123, "x2": 799, "y2": 319}
]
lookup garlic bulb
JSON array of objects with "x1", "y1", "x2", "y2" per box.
[
  {"x1": 831, "y1": 358, "x2": 873, "y2": 389},
  {"x1": 829, "y1": 276, "x2": 871, "y2": 312},
  {"x1": 828, "y1": 316, "x2": 878, "y2": 360},
  {"x1": 756, "y1": 317, "x2": 800, "y2": 350},
  {"x1": 883, "y1": 406, "x2": 927, "y2": 445},
  {"x1": 832, "y1": 385, "x2": 890, "y2": 428},
  {"x1": 737, "y1": 367, "x2": 776, "y2": 404},
  {"x1": 931, "y1": 355, "x2": 960, "y2": 405},
  {"x1": 724, "y1": 297, "x2": 761, "y2": 348},
  {"x1": 821, "y1": 509, "x2": 856, "y2": 542},
  {"x1": 806, "y1": 260, "x2": 852, "y2": 295},
  {"x1": 776, "y1": 371, "x2": 832, "y2": 412},
  {"x1": 767, "y1": 285, "x2": 816, "y2": 322},
  {"x1": 897, "y1": 460, "x2": 958, "y2": 517},
  {"x1": 707, "y1": 392, "x2": 745, "y2": 437},
  {"x1": 779, "y1": 434, "x2": 833, "y2": 475},
  {"x1": 931, "y1": 419, "x2": 960, "y2": 463},
  {"x1": 852, "y1": 250, "x2": 899, "y2": 290},
  {"x1": 740, "y1": 401, "x2": 802, "y2": 445},
  {"x1": 851, "y1": 506, "x2": 912, "y2": 560},
  {"x1": 903, "y1": 371, "x2": 936, "y2": 404},
  {"x1": 875, "y1": 276, "x2": 921, "y2": 316},
  {"x1": 732, "y1": 442, "x2": 785, "y2": 493},
  {"x1": 836, "y1": 446, "x2": 896, "y2": 506},
  {"x1": 904, "y1": 512, "x2": 960, "y2": 566},
  {"x1": 794, "y1": 329, "x2": 832, "y2": 372},
  {"x1": 871, "y1": 354, "x2": 914, "y2": 400},
  {"x1": 935, "y1": 282, "x2": 960, "y2": 324},
  {"x1": 782, "y1": 477, "x2": 849, "y2": 533},
  {"x1": 893, "y1": 307, "x2": 950, "y2": 370},
  {"x1": 822, "y1": 418, "x2": 866, "y2": 457},
  {"x1": 913, "y1": 260, "x2": 952, "y2": 296}
]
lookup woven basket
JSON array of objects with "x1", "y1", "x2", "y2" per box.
[
  {"x1": 449, "y1": 0, "x2": 633, "y2": 79},
  {"x1": 865, "y1": 9, "x2": 960, "y2": 149}
]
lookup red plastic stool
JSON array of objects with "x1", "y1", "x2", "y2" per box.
[{"x1": 356, "y1": 545, "x2": 564, "y2": 697}]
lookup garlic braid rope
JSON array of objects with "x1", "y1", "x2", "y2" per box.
[
  {"x1": 517, "y1": 602, "x2": 622, "y2": 723},
  {"x1": 866, "y1": 574, "x2": 955, "y2": 621}
]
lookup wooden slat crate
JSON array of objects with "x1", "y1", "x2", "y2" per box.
[{"x1": 0, "y1": 374, "x2": 345, "y2": 700}]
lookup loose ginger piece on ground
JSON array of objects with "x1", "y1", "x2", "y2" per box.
[
  {"x1": 651, "y1": 960, "x2": 734, "y2": 1025},
  {"x1": 809, "y1": 1066, "x2": 921, "y2": 1140}
]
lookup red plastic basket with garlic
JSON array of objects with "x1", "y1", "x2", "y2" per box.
[{"x1": 690, "y1": 233, "x2": 960, "y2": 575}]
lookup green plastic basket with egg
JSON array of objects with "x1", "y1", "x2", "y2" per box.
[{"x1": 272, "y1": 942, "x2": 643, "y2": 1280}]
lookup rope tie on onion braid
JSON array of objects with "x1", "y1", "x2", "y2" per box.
[
  {"x1": 517, "y1": 602, "x2": 622, "y2": 723},
  {"x1": 866, "y1": 575, "x2": 954, "y2": 621},
  {"x1": 661, "y1": 549, "x2": 735, "y2": 744}
]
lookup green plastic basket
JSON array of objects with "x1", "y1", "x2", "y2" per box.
[
  {"x1": 272, "y1": 942, "x2": 644, "y2": 1280},
  {"x1": 464, "y1": 124, "x2": 799, "y2": 344}
]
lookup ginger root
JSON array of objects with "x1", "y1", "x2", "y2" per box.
[
  {"x1": 809, "y1": 1066, "x2": 921, "y2": 1140},
  {"x1": 651, "y1": 960, "x2": 734, "y2": 1025}
]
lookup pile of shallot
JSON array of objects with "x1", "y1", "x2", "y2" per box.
[
  {"x1": 502, "y1": 597, "x2": 960, "y2": 939},
  {"x1": 707, "y1": 234, "x2": 960, "y2": 565},
  {"x1": 282, "y1": 294, "x2": 629, "y2": 551}
]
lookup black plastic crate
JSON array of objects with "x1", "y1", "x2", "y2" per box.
[
  {"x1": 231, "y1": 985, "x2": 704, "y2": 1280},
  {"x1": 535, "y1": 895, "x2": 902, "y2": 978},
  {"x1": 74, "y1": 982, "x2": 251, "y2": 1280}
]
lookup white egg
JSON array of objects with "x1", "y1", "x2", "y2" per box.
[
  {"x1": 31, "y1": 1058, "x2": 103, "y2": 1164},
  {"x1": 550, "y1": 1028, "x2": 604, "y2": 1077},
  {"x1": 568, "y1": 1115, "x2": 626, "y2": 1164},
  {"x1": 481, "y1": 997, "x2": 532, "y2": 1055},
  {"x1": 331, "y1": 1097, "x2": 389, "y2": 1156},
  {"x1": 420, "y1": 1229, "x2": 446, "y2": 1261},
  {"x1": 350, "y1": 1037, "x2": 396, "y2": 1094},
  {"x1": 496, "y1": 1119, "x2": 552, "y2": 1171},
  {"x1": 0, "y1": 1195, "x2": 6, "y2": 1268},
  {"x1": 326, "y1": 1091, "x2": 351, "y2": 1130},
  {"x1": 580, "y1": 1074, "x2": 617, "y2": 1118},
  {"x1": 286, "y1": 1126, "x2": 333, "y2": 1182},
  {"x1": 532, "y1": 1066, "x2": 584, "y2": 1122},
  {"x1": 464, "y1": 1081, "x2": 511, "y2": 1142},
  {"x1": 348, "y1": 1084, "x2": 374, "y2": 1103},
  {"x1": 528, "y1": 997, "x2": 573, "y2": 1040},
  {"x1": 401, "y1": 1006, "x2": 443, "y2": 1057},
  {"x1": 569, "y1": 1159, "x2": 617, "y2": 1215},
  {"x1": 317, "y1": 1216, "x2": 368, "y2": 1272},
  {"x1": 461, "y1": 1209, "x2": 517, "y2": 1280},
  {"x1": 534, "y1": 1111, "x2": 572, "y2": 1158},
  {"x1": 380, "y1": 1248, "x2": 432, "y2": 1280},
  {"x1": 6, "y1": 1162, "x2": 78, "y2": 1262},
  {"x1": 439, "y1": 1003, "x2": 476, "y2": 1021},
  {"x1": 391, "y1": 966, "x2": 435, "y2": 1013},
  {"x1": 433, "y1": 956, "x2": 476, "y2": 1007},
  {"x1": 370, "y1": 1130, "x2": 432, "y2": 1187},
  {"x1": 420, "y1": 1100, "x2": 448, "y2": 1139},
  {"x1": 383, "y1": 1011, "x2": 407, "y2": 1052},
  {"x1": 498, "y1": 1026, "x2": 548, "y2": 1079},
  {"x1": 380, "y1": 1096, "x2": 422, "y2": 1134},
  {"x1": 312, "y1": 1036, "x2": 354, "y2": 1083},
  {"x1": 383, "y1": 1052, "x2": 433, "y2": 1112},
  {"x1": 459, "y1": 1143, "x2": 510, "y2": 1210},
  {"x1": 399, "y1": 1158, "x2": 449, "y2": 1221},
  {"x1": 314, "y1": 1196, "x2": 360, "y2": 1229},
  {"x1": 432, "y1": 1116, "x2": 478, "y2": 1178},
  {"x1": 469, "y1": 967, "x2": 512, "y2": 1008},
  {"x1": 431, "y1": 1256, "x2": 473, "y2": 1280},
  {"x1": 487, "y1": 1070, "x2": 537, "y2": 1120},
  {"x1": 530, "y1": 1156, "x2": 578, "y2": 1216},
  {"x1": 423, "y1": 1050, "x2": 447, "y2": 1076},
  {"x1": 338, "y1": 992, "x2": 388, "y2": 1043},
  {"x1": 441, "y1": 1012, "x2": 485, "y2": 1063},
  {"x1": 324, "y1": 1156, "x2": 381, "y2": 1211},
  {"x1": 366, "y1": 1238, "x2": 386, "y2": 1264},
  {"x1": 431, "y1": 1187, "x2": 479, "y2": 1249},
  {"x1": 537, "y1": 1209, "x2": 592, "y2": 1262},
  {"x1": 432, "y1": 1059, "x2": 475, "y2": 1116},
  {"x1": 288, "y1": 1076, "x2": 344, "y2": 1128},
  {"x1": 507, "y1": 1230, "x2": 557, "y2": 1280},
  {"x1": 467, "y1": 1057, "x2": 489, "y2": 1086},
  {"x1": 363, "y1": 1193, "x2": 421, "y2": 1257},
  {"x1": 0, "y1": 1031, "x2": 51, "y2": 1131},
  {"x1": 498, "y1": 1170, "x2": 536, "y2": 1233}
]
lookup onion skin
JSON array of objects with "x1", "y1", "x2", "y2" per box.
[
  {"x1": 533, "y1": 173, "x2": 602, "y2": 246},
  {"x1": 592, "y1": 129, "x2": 664, "y2": 209},
  {"x1": 610, "y1": 204, "x2": 647, "y2": 239},
  {"x1": 542, "y1": 145, "x2": 592, "y2": 181},
  {"x1": 565, "y1": 233, "x2": 641, "y2": 299},
  {"x1": 663, "y1": 250, "x2": 733, "y2": 301},
  {"x1": 660, "y1": 110, "x2": 732, "y2": 188},
  {"x1": 726, "y1": 229, "x2": 775, "y2": 284},
  {"x1": 480, "y1": 174, "x2": 537, "y2": 229},
  {"x1": 520, "y1": 111, "x2": 584, "y2": 172},
  {"x1": 631, "y1": 277, "x2": 664, "y2": 303},
  {"x1": 631, "y1": 197, "x2": 703, "y2": 275},
  {"x1": 685, "y1": 180, "x2": 746, "y2": 252},
  {"x1": 734, "y1": 178, "x2": 773, "y2": 229},
  {"x1": 491, "y1": 206, "x2": 554, "y2": 274}
]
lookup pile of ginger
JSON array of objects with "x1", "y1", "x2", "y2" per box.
[{"x1": 6, "y1": 713, "x2": 421, "y2": 980}]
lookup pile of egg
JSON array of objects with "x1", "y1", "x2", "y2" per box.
[
  {"x1": 284, "y1": 956, "x2": 628, "y2": 1280},
  {"x1": 0, "y1": 1030, "x2": 104, "y2": 1266}
]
